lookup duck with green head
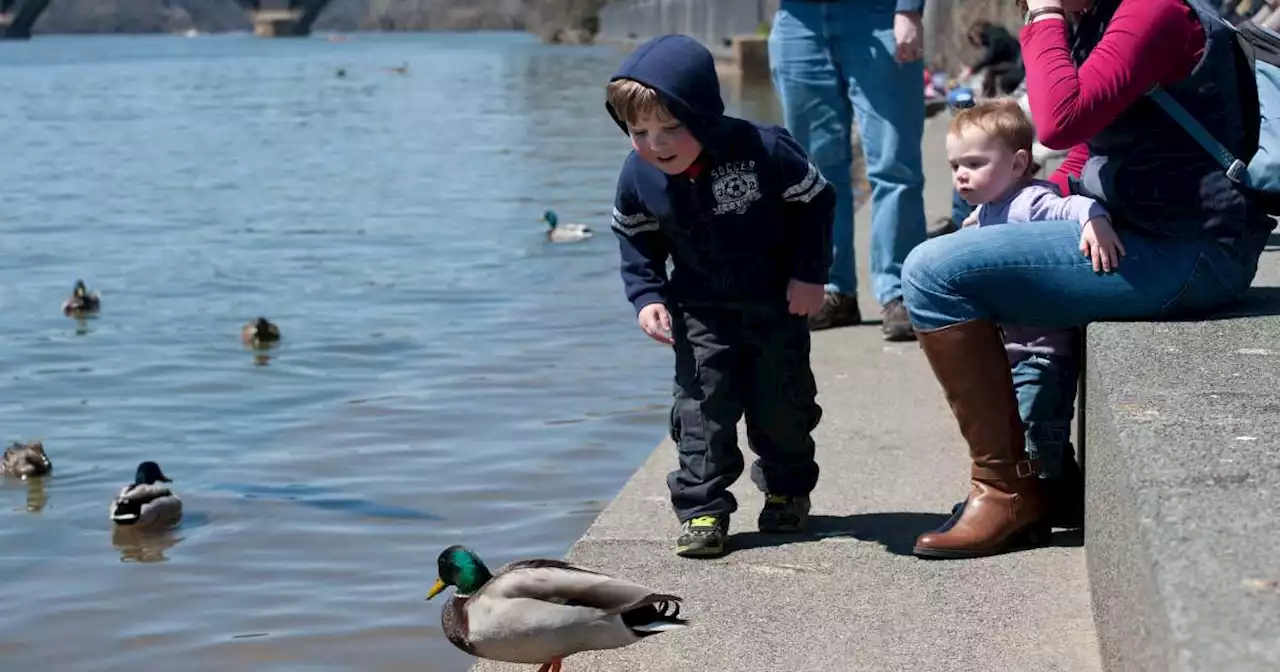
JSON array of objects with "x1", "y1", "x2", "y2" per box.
[
  {"x1": 110, "y1": 461, "x2": 182, "y2": 528},
  {"x1": 541, "y1": 210, "x2": 593, "y2": 243},
  {"x1": 426, "y1": 545, "x2": 688, "y2": 672},
  {"x1": 61, "y1": 279, "x2": 100, "y2": 316}
]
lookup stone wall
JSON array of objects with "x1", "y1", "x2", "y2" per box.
[{"x1": 523, "y1": 0, "x2": 604, "y2": 43}]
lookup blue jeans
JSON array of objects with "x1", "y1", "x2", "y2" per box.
[
  {"x1": 768, "y1": 0, "x2": 926, "y2": 305},
  {"x1": 901, "y1": 221, "x2": 1255, "y2": 331},
  {"x1": 1012, "y1": 352, "x2": 1079, "y2": 480}
]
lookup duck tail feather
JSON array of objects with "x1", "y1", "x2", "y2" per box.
[{"x1": 622, "y1": 596, "x2": 689, "y2": 636}]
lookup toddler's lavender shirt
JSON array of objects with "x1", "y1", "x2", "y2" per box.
[{"x1": 969, "y1": 179, "x2": 1107, "y2": 363}]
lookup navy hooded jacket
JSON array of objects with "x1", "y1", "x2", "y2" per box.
[{"x1": 606, "y1": 34, "x2": 835, "y2": 314}]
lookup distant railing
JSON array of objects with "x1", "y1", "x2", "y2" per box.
[{"x1": 596, "y1": 0, "x2": 781, "y2": 57}]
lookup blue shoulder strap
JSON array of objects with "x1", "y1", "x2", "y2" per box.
[{"x1": 1148, "y1": 86, "x2": 1249, "y2": 184}]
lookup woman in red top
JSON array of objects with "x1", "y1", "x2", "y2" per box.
[{"x1": 900, "y1": 0, "x2": 1273, "y2": 559}]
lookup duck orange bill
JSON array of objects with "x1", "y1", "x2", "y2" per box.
[{"x1": 426, "y1": 578, "x2": 447, "y2": 600}]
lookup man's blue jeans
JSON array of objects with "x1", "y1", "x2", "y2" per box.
[
  {"x1": 768, "y1": 0, "x2": 927, "y2": 305},
  {"x1": 902, "y1": 221, "x2": 1256, "y2": 332}
]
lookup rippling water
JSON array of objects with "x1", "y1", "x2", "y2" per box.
[{"x1": 0, "y1": 31, "x2": 780, "y2": 670}]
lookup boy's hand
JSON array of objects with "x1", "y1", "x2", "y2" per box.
[
  {"x1": 1079, "y1": 216, "x2": 1126, "y2": 273},
  {"x1": 787, "y1": 278, "x2": 825, "y2": 316},
  {"x1": 961, "y1": 210, "x2": 979, "y2": 228},
  {"x1": 637, "y1": 303, "x2": 674, "y2": 345}
]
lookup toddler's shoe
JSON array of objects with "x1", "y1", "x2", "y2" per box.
[
  {"x1": 675, "y1": 514, "x2": 728, "y2": 558},
  {"x1": 757, "y1": 494, "x2": 810, "y2": 533}
]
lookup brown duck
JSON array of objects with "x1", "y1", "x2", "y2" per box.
[{"x1": 1, "y1": 441, "x2": 52, "y2": 479}]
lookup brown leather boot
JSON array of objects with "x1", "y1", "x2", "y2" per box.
[{"x1": 913, "y1": 319, "x2": 1049, "y2": 559}]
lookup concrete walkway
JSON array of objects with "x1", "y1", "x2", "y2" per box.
[{"x1": 473, "y1": 114, "x2": 1100, "y2": 672}]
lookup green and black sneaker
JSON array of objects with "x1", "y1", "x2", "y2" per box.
[
  {"x1": 757, "y1": 494, "x2": 811, "y2": 533},
  {"x1": 675, "y1": 515, "x2": 728, "y2": 558}
]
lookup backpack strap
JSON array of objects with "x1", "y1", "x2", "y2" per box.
[{"x1": 1147, "y1": 86, "x2": 1249, "y2": 184}]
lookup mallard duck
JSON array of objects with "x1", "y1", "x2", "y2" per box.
[
  {"x1": 542, "y1": 210, "x2": 593, "y2": 243},
  {"x1": 426, "y1": 545, "x2": 688, "y2": 671},
  {"x1": 109, "y1": 461, "x2": 182, "y2": 528},
  {"x1": 61, "y1": 279, "x2": 100, "y2": 316},
  {"x1": 1, "y1": 441, "x2": 51, "y2": 479},
  {"x1": 242, "y1": 317, "x2": 281, "y2": 347}
]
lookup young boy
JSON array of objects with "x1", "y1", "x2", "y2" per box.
[
  {"x1": 947, "y1": 98, "x2": 1124, "y2": 527},
  {"x1": 604, "y1": 34, "x2": 836, "y2": 558}
]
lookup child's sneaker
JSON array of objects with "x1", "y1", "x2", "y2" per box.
[
  {"x1": 757, "y1": 495, "x2": 810, "y2": 533},
  {"x1": 675, "y1": 515, "x2": 728, "y2": 558}
]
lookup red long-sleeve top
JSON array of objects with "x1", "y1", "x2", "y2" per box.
[{"x1": 1020, "y1": 1, "x2": 1207, "y2": 195}]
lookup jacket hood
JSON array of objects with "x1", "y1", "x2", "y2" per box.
[{"x1": 606, "y1": 34, "x2": 726, "y2": 146}]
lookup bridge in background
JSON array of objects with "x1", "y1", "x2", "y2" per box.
[
  {"x1": 0, "y1": 0, "x2": 334, "y2": 40},
  {"x1": 235, "y1": 0, "x2": 334, "y2": 38},
  {"x1": 0, "y1": 0, "x2": 51, "y2": 39}
]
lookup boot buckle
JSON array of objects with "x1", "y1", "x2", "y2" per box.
[{"x1": 1015, "y1": 459, "x2": 1043, "y2": 479}]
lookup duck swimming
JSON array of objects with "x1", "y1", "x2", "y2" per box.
[
  {"x1": 62, "y1": 279, "x2": 100, "y2": 316},
  {"x1": 1, "y1": 441, "x2": 52, "y2": 479},
  {"x1": 242, "y1": 317, "x2": 281, "y2": 347},
  {"x1": 542, "y1": 210, "x2": 593, "y2": 243},
  {"x1": 427, "y1": 545, "x2": 688, "y2": 672},
  {"x1": 109, "y1": 461, "x2": 182, "y2": 528}
]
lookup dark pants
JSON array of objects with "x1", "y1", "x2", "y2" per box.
[
  {"x1": 981, "y1": 60, "x2": 1026, "y2": 98},
  {"x1": 667, "y1": 304, "x2": 822, "y2": 522}
]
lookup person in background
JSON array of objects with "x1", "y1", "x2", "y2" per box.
[
  {"x1": 958, "y1": 20, "x2": 1026, "y2": 98},
  {"x1": 901, "y1": 0, "x2": 1273, "y2": 559},
  {"x1": 768, "y1": 0, "x2": 927, "y2": 341}
]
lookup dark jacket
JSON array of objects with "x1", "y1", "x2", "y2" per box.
[
  {"x1": 606, "y1": 34, "x2": 835, "y2": 313},
  {"x1": 1070, "y1": 0, "x2": 1273, "y2": 263}
]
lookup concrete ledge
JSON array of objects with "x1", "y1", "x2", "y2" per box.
[{"x1": 1084, "y1": 251, "x2": 1280, "y2": 671}]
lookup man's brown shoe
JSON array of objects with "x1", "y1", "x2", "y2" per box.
[
  {"x1": 880, "y1": 298, "x2": 916, "y2": 342},
  {"x1": 807, "y1": 292, "x2": 861, "y2": 331}
]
